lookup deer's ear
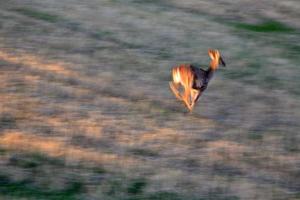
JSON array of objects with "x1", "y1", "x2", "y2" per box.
[
  {"x1": 215, "y1": 50, "x2": 220, "y2": 58},
  {"x1": 208, "y1": 49, "x2": 215, "y2": 60}
]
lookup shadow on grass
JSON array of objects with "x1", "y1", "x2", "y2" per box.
[
  {"x1": 0, "y1": 148, "x2": 6, "y2": 155},
  {"x1": 127, "y1": 178, "x2": 147, "y2": 195},
  {"x1": 100, "y1": 176, "x2": 184, "y2": 200},
  {"x1": 8, "y1": 152, "x2": 65, "y2": 169},
  {"x1": 247, "y1": 132, "x2": 263, "y2": 141},
  {"x1": 126, "y1": 191, "x2": 183, "y2": 200},
  {"x1": 129, "y1": 148, "x2": 159, "y2": 157},
  {"x1": 0, "y1": 113, "x2": 17, "y2": 130}
]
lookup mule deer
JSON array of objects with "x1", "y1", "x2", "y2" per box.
[{"x1": 169, "y1": 49, "x2": 226, "y2": 111}]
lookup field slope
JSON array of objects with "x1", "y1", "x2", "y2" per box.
[{"x1": 0, "y1": 0, "x2": 300, "y2": 199}]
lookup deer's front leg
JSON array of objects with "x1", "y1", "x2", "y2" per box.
[
  {"x1": 182, "y1": 89, "x2": 193, "y2": 111},
  {"x1": 190, "y1": 89, "x2": 201, "y2": 111}
]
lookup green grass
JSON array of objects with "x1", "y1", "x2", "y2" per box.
[
  {"x1": 204, "y1": 187, "x2": 240, "y2": 200},
  {"x1": 90, "y1": 30, "x2": 114, "y2": 40},
  {"x1": 0, "y1": 174, "x2": 82, "y2": 200},
  {"x1": 127, "y1": 178, "x2": 147, "y2": 195},
  {"x1": 155, "y1": 48, "x2": 173, "y2": 59},
  {"x1": 283, "y1": 137, "x2": 300, "y2": 153},
  {"x1": 13, "y1": 8, "x2": 61, "y2": 23},
  {"x1": 233, "y1": 20, "x2": 294, "y2": 33},
  {"x1": 262, "y1": 76, "x2": 281, "y2": 88},
  {"x1": 132, "y1": 0, "x2": 162, "y2": 3},
  {"x1": 223, "y1": 62, "x2": 261, "y2": 79},
  {"x1": 281, "y1": 43, "x2": 300, "y2": 60},
  {"x1": 124, "y1": 192, "x2": 183, "y2": 200},
  {"x1": 247, "y1": 132, "x2": 263, "y2": 140},
  {"x1": 212, "y1": 163, "x2": 244, "y2": 177},
  {"x1": 0, "y1": 148, "x2": 7, "y2": 155},
  {"x1": 92, "y1": 166, "x2": 107, "y2": 174},
  {"x1": 98, "y1": 176, "x2": 186, "y2": 200},
  {"x1": 143, "y1": 191, "x2": 182, "y2": 200},
  {"x1": 98, "y1": 176, "x2": 240, "y2": 200},
  {"x1": 90, "y1": 29, "x2": 144, "y2": 49},
  {"x1": 104, "y1": 179, "x2": 124, "y2": 196}
]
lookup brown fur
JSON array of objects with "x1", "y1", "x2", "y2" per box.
[{"x1": 169, "y1": 64, "x2": 199, "y2": 111}]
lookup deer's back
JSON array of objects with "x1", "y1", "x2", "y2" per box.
[{"x1": 190, "y1": 65, "x2": 211, "y2": 92}]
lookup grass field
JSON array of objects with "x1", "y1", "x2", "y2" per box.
[{"x1": 0, "y1": 0, "x2": 300, "y2": 199}]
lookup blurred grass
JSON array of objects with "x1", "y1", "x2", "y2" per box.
[
  {"x1": 129, "y1": 148, "x2": 159, "y2": 157},
  {"x1": 247, "y1": 132, "x2": 263, "y2": 141},
  {"x1": 0, "y1": 150, "x2": 88, "y2": 199},
  {"x1": 0, "y1": 174, "x2": 83, "y2": 200},
  {"x1": 8, "y1": 152, "x2": 65, "y2": 168},
  {"x1": 13, "y1": 8, "x2": 61, "y2": 23},
  {"x1": 0, "y1": 113, "x2": 17, "y2": 130},
  {"x1": 127, "y1": 178, "x2": 147, "y2": 195},
  {"x1": 0, "y1": 148, "x2": 7, "y2": 155},
  {"x1": 283, "y1": 137, "x2": 300, "y2": 153},
  {"x1": 101, "y1": 179, "x2": 191, "y2": 200},
  {"x1": 1, "y1": 0, "x2": 300, "y2": 199},
  {"x1": 223, "y1": 62, "x2": 261, "y2": 79},
  {"x1": 137, "y1": 192, "x2": 182, "y2": 200},
  {"x1": 90, "y1": 30, "x2": 114, "y2": 40}
]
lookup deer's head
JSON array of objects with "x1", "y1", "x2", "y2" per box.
[{"x1": 208, "y1": 49, "x2": 226, "y2": 70}]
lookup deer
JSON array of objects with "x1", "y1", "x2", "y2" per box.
[{"x1": 169, "y1": 49, "x2": 226, "y2": 111}]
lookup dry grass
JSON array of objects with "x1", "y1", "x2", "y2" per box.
[{"x1": 0, "y1": 0, "x2": 300, "y2": 199}]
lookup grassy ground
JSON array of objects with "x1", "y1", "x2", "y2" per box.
[{"x1": 0, "y1": 0, "x2": 300, "y2": 199}]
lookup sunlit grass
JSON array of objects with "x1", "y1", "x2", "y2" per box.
[{"x1": 1, "y1": 1, "x2": 300, "y2": 199}]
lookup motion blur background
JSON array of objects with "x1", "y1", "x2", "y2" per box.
[{"x1": 0, "y1": 0, "x2": 299, "y2": 199}]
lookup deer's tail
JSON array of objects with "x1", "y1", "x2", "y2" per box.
[{"x1": 172, "y1": 66, "x2": 182, "y2": 84}]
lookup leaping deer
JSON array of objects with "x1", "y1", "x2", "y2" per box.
[{"x1": 169, "y1": 49, "x2": 226, "y2": 111}]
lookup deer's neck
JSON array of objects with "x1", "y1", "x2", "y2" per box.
[
  {"x1": 207, "y1": 65, "x2": 217, "y2": 80},
  {"x1": 207, "y1": 60, "x2": 218, "y2": 79},
  {"x1": 210, "y1": 60, "x2": 219, "y2": 70}
]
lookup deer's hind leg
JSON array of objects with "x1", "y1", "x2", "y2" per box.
[
  {"x1": 169, "y1": 82, "x2": 183, "y2": 101},
  {"x1": 170, "y1": 82, "x2": 192, "y2": 111}
]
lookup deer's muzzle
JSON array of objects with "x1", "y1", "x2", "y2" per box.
[{"x1": 220, "y1": 56, "x2": 226, "y2": 67}]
